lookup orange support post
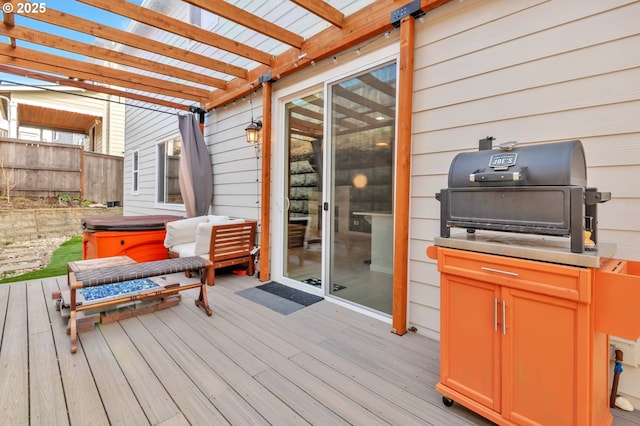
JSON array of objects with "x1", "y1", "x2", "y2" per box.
[
  {"x1": 259, "y1": 82, "x2": 272, "y2": 282},
  {"x1": 391, "y1": 16, "x2": 416, "y2": 336}
]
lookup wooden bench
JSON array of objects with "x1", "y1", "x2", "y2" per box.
[
  {"x1": 65, "y1": 256, "x2": 212, "y2": 353},
  {"x1": 169, "y1": 220, "x2": 257, "y2": 286}
]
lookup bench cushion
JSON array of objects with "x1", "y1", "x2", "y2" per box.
[
  {"x1": 72, "y1": 256, "x2": 210, "y2": 288},
  {"x1": 172, "y1": 242, "x2": 196, "y2": 257},
  {"x1": 164, "y1": 216, "x2": 208, "y2": 248}
]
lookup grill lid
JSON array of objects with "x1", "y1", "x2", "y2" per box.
[{"x1": 448, "y1": 140, "x2": 587, "y2": 188}]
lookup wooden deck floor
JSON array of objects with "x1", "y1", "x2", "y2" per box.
[{"x1": 0, "y1": 272, "x2": 638, "y2": 425}]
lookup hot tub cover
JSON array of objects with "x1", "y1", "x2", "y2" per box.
[{"x1": 82, "y1": 215, "x2": 183, "y2": 232}]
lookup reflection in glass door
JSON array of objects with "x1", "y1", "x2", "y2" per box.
[
  {"x1": 283, "y1": 91, "x2": 324, "y2": 289},
  {"x1": 328, "y1": 62, "x2": 396, "y2": 314}
]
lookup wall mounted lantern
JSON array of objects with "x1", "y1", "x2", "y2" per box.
[
  {"x1": 245, "y1": 88, "x2": 262, "y2": 145},
  {"x1": 245, "y1": 119, "x2": 262, "y2": 145}
]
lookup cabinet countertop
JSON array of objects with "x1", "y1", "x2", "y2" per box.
[{"x1": 434, "y1": 232, "x2": 616, "y2": 268}]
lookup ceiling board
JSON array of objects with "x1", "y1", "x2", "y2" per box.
[{"x1": 17, "y1": 103, "x2": 99, "y2": 133}]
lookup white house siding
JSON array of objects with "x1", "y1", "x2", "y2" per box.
[
  {"x1": 123, "y1": 98, "x2": 263, "y2": 223},
  {"x1": 206, "y1": 100, "x2": 264, "y2": 223},
  {"x1": 123, "y1": 100, "x2": 186, "y2": 216},
  {"x1": 409, "y1": 0, "x2": 640, "y2": 407},
  {"x1": 105, "y1": 97, "x2": 125, "y2": 156}
]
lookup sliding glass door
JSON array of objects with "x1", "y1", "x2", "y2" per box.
[
  {"x1": 327, "y1": 63, "x2": 396, "y2": 314},
  {"x1": 281, "y1": 61, "x2": 396, "y2": 315}
]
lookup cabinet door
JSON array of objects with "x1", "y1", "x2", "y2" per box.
[
  {"x1": 501, "y1": 288, "x2": 581, "y2": 426},
  {"x1": 440, "y1": 274, "x2": 501, "y2": 411}
]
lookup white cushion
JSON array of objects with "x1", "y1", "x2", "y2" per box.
[
  {"x1": 194, "y1": 222, "x2": 214, "y2": 256},
  {"x1": 164, "y1": 216, "x2": 208, "y2": 248},
  {"x1": 194, "y1": 219, "x2": 246, "y2": 256},
  {"x1": 172, "y1": 242, "x2": 196, "y2": 257},
  {"x1": 207, "y1": 215, "x2": 230, "y2": 223}
]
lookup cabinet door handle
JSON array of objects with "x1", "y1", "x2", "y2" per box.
[
  {"x1": 494, "y1": 297, "x2": 499, "y2": 332},
  {"x1": 481, "y1": 266, "x2": 519, "y2": 277},
  {"x1": 502, "y1": 300, "x2": 507, "y2": 335}
]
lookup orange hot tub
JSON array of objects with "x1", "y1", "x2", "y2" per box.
[{"x1": 82, "y1": 215, "x2": 182, "y2": 263}]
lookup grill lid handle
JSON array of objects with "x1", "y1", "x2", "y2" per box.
[
  {"x1": 585, "y1": 190, "x2": 611, "y2": 205},
  {"x1": 470, "y1": 166, "x2": 527, "y2": 183}
]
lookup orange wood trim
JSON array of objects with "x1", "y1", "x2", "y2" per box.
[
  {"x1": 391, "y1": 16, "x2": 416, "y2": 336},
  {"x1": 259, "y1": 82, "x2": 273, "y2": 282}
]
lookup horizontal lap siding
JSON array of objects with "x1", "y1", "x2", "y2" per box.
[
  {"x1": 124, "y1": 102, "x2": 184, "y2": 216},
  {"x1": 206, "y1": 100, "x2": 264, "y2": 222},
  {"x1": 409, "y1": 0, "x2": 640, "y2": 339},
  {"x1": 123, "y1": 82, "x2": 259, "y2": 225},
  {"x1": 107, "y1": 101, "x2": 125, "y2": 157}
]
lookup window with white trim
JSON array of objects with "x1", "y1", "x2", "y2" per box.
[
  {"x1": 132, "y1": 149, "x2": 139, "y2": 194},
  {"x1": 157, "y1": 137, "x2": 183, "y2": 205}
]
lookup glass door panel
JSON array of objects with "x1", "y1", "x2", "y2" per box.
[
  {"x1": 328, "y1": 62, "x2": 396, "y2": 314},
  {"x1": 283, "y1": 91, "x2": 324, "y2": 288}
]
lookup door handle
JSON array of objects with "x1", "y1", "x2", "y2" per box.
[
  {"x1": 481, "y1": 266, "x2": 519, "y2": 277},
  {"x1": 502, "y1": 300, "x2": 507, "y2": 335},
  {"x1": 494, "y1": 297, "x2": 499, "y2": 332}
]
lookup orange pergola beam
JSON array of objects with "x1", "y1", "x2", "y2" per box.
[
  {"x1": 392, "y1": 15, "x2": 416, "y2": 336},
  {"x1": 259, "y1": 82, "x2": 273, "y2": 282}
]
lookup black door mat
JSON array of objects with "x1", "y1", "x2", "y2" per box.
[{"x1": 235, "y1": 282, "x2": 323, "y2": 315}]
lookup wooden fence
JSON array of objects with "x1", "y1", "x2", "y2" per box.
[{"x1": 0, "y1": 139, "x2": 123, "y2": 204}]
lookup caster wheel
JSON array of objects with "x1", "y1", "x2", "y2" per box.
[{"x1": 442, "y1": 396, "x2": 454, "y2": 407}]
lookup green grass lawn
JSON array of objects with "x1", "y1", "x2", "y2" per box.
[{"x1": 0, "y1": 236, "x2": 83, "y2": 284}]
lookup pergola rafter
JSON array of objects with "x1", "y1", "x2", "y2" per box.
[{"x1": 0, "y1": 0, "x2": 451, "y2": 111}]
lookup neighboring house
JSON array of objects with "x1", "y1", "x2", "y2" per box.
[
  {"x1": 0, "y1": 84, "x2": 125, "y2": 156},
  {"x1": 123, "y1": 0, "x2": 640, "y2": 407}
]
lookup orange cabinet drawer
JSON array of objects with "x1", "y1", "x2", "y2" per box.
[
  {"x1": 595, "y1": 259, "x2": 640, "y2": 340},
  {"x1": 435, "y1": 247, "x2": 590, "y2": 302}
]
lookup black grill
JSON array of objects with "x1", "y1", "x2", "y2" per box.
[{"x1": 436, "y1": 139, "x2": 610, "y2": 253}]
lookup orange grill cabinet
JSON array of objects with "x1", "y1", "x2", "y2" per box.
[
  {"x1": 427, "y1": 244, "x2": 640, "y2": 426},
  {"x1": 82, "y1": 215, "x2": 182, "y2": 263}
]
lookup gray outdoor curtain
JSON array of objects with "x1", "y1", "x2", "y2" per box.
[{"x1": 178, "y1": 113, "x2": 213, "y2": 217}]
